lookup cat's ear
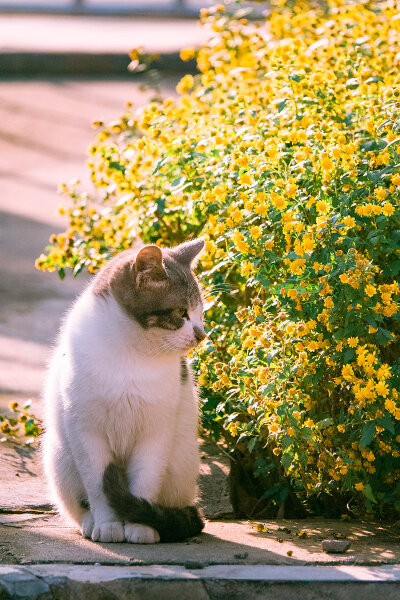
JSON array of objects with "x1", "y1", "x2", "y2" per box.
[
  {"x1": 172, "y1": 238, "x2": 205, "y2": 267},
  {"x1": 134, "y1": 245, "x2": 167, "y2": 285}
]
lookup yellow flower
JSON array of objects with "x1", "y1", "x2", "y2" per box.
[
  {"x1": 313, "y1": 262, "x2": 323, "y2": 272},
  {"x1": 342, "y1": 216, "x2": 356, "y2": 228},
  {"x1": 385, "y1": 398, "x2": 397, "y2": 415},
  {"x1": 365, "y1": 284, "x2": 376, "y2": 297},
  {"x1": 270, "y1": 193, "x2": 287, "y2": 211},
  {"x1": 254, "y1": 202, "x2": 268, "y2": 216},
  {"x1": 289, "y1": 258, "x2": 306, "y2": 275},
  {"x1": 355, "y1": 482, "x2": 364, "y2": 491},
  {"x1": 391, "y1": 173, "x2": 400, "y2": 186},
  {"x1": 342, "y1": 364, "x2": 355, "y2": 381},
  {"x1": 286, "y1": 183, "x2": 298, "y2": 199},
  {"x1": 321, "y1": 156, "x2": 334, "y2": 171},
  {"x1": 233, "y1": 231, "x2": 250, "y2": 253},
  {"x1": 249, "y1": 226, "x2": 262, "y2": 240},
  {"x1": 239, "y1": 173, "x2": 252, "y2": 186},
  {"x1": 316, "y1": 200, "x2": 329, "y2": 213},
  {"x1": 8, "y1": 401, "x2": 18, "y2": 410},
  {"x1": 180, "y1": 47, "x2": 195, "y2": 61},
  {"x1": 382, "y1": 203, "x2": 394, "y2": 216},
  {"x1": 287, "y1": 427, "x2": 295, "y2": 437},
  {"x1": 230, "y1": 423, "x2": 238, "y2": 437},
  {"x1": 302, "y1": 236, "x2": 314, "y2": 253},
  {"x1": 231, "y1": 208, "x2": 243, "y2": 224},
  {"x1": 241, "y1": 262, "x2": 254, "y2": 276},
  {"x1": 176, "y1": 74, "x2": 194, "y2": 94},
  {"x1": 347, "y1": 337, "x2": 358, "y2": 348},
  {"x1": 339, "y1": 273, "x2": 349, "y2": 284},
  {"x1": 375, "y1": 381, "x2": 389, "y2": 397},
  {"x1": 269, "y1": 423, "x2": 280, "y2": 434},
  {"x1": 375, "y1": 187, "x2": 387, "y2": 201}
]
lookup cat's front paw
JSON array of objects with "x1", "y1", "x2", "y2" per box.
[
  {"x1": 91, "y1": 521, "x2": 125, "y2": 543},
  {"x1": 80, "y1": 511, "x2": 94, "y2": 538},
  {"x1": 125, "y1": 523, "x2": 160, "y2": 544}
]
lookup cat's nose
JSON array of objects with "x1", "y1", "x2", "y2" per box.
[{"x1": 193, "y1": 325, "x2": 206, "y2": 342}]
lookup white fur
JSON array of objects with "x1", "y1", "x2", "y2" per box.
[{"x1": 42, "y1": 283, "x2": 201, "y2": 544}]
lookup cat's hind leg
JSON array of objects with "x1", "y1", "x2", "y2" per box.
[
  {"x1": 158, "y1": 376, "x2": 200, "y2": 508},
  {"x1": 43, "y1": 436, "x2": 94, "y2": 538}
]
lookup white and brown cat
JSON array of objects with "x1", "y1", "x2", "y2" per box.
[{"x1": 42, "y1": 239, "x2": 205, "y2": 543}]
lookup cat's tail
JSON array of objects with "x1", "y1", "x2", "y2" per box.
[{"x1": 103, "y1": 463, "x2": 204, "y2": 542}]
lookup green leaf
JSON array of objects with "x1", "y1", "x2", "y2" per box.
[
  {"x1": 248, "y1": 438, "x2": 257, "y2": 453},
  {"x1": 281, "y1": 435, "x2": 293, "y2": 450},
  {"x1": 385, "y1": 137, "x2": 400, "y2": 150},
  {"x1": 238, "y1": 369, "x2": 254, "y2": 377},
  {"x1": 363, "y1": 483, "x2": 377, "y2": 503},
  {"x1": 344, "y1": 349, "x2": 355, "y2": 362},
  {"x1": 376, "y1": 328, "x2": 396, "y2": 344},
  {"x1": 277, "y1": 99, "x2": 288, "y2": 113},
  {"x1": 317, "y1": 417, "x2": 334, "y2": 429},
  {"x1": 73, "y1": 262, "x2": 85, "y2": 278},
  {"x1": 262, "y1": 383, "x2": 276, "y2": 396},
  {"x1": 281, "y1": 452, "x2": 293, "y2": 470},
  {"x1": 382, "y1": 260, "x2": 400, "y2": 277},
  {"x1": 365, "y1": 77, "x2": 383, "y2": 84},
  {"x1": 377, "y1": 415, "x2": 395, "y2": 435},
  {"x1": 360, "y1": 421, "x2": 375, "y2": 448},
  {"x1": 227, "y1": 412, "x2": 239, "y2": 423},
  {"x1": 346, "y1": 78, "x2": 359, "y2": 89}
]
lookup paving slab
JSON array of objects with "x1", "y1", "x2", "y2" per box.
[
  {"x1": 0, "y1": 14, "x2": 208, "y2": 75},
  {"x1": 0, "y1": 507, "x2": 400, "y2": 567}
]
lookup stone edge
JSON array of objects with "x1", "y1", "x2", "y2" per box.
[
  {"x1": 0, "y1": 52, "x2": 197, "y2": 76},
  {"x1": 1, "y1": 564, "x2": 400, "y2": 599}
]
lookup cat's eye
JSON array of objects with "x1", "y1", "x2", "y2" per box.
[{"x1": 176, "y1": 308, "x2": 189, "y2": 319}]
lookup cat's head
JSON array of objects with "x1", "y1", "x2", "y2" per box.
[{"x1": 95, "y1": 239, "x2": 206, "y2": 355}]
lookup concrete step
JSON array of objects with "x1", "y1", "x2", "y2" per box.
[{"x1": 1, "y1": 563, "x2": 400, "y2": 599}]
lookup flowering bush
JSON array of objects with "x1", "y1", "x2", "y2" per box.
[{"x1": 37, "y1": 0, "x2": 400, "y2": 517}]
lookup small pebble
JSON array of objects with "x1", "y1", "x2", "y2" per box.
[{"x1": 322, "y1": 539, "x2": 351, "y2": 553}]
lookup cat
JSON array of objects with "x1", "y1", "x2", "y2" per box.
[{"x1": 42, "y1": 238, "x2": 206, "y2": 543}]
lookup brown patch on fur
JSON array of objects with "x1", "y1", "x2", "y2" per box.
[{"x1": 92, "y1": 241, "x2": 204, "y2": 330}]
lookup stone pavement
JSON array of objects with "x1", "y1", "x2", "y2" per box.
[
  {"x1": 0, "y1": 71, "x2": 400, "y2": 598},
  {"x1": 0, "y1": 14, "x2": 207, "y2": 74}
]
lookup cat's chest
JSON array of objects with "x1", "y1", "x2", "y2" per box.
[{"x1": 94, "y1": 351, "x2": 181, "y2": 404}]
